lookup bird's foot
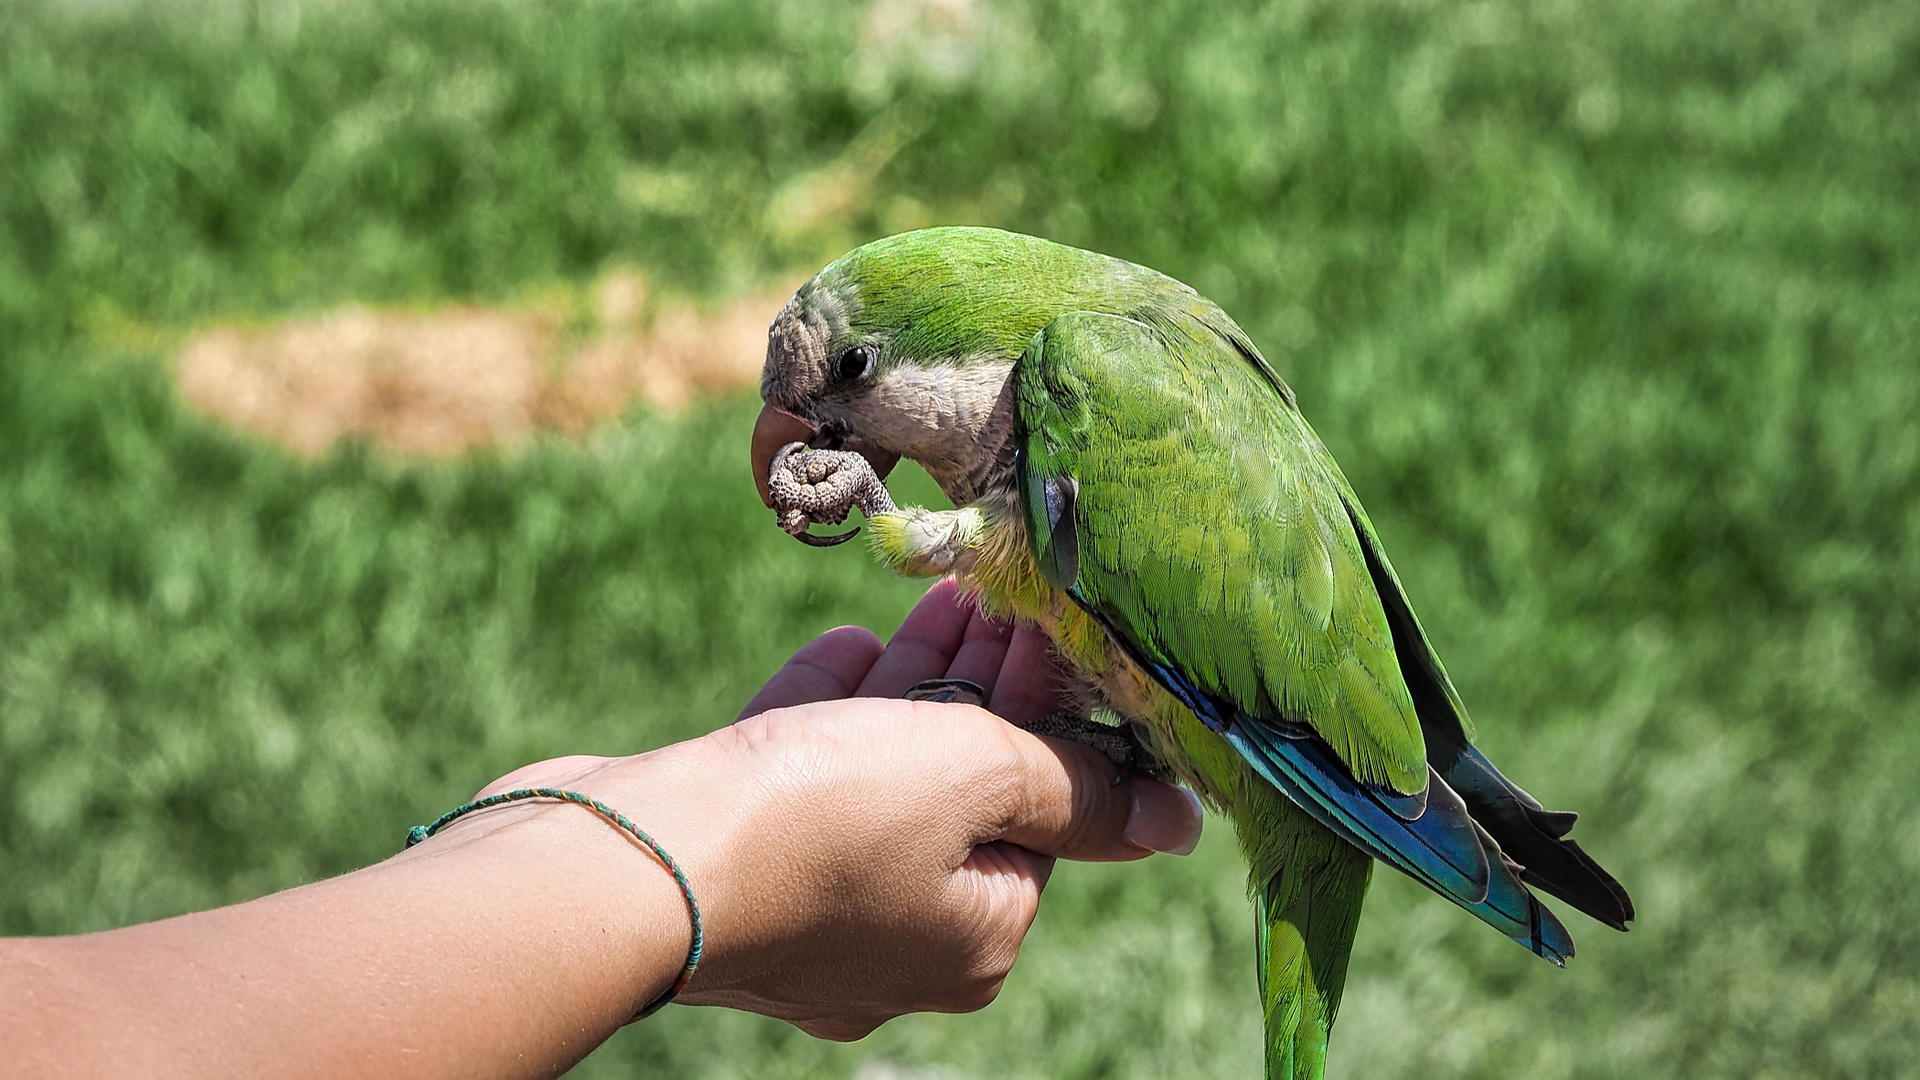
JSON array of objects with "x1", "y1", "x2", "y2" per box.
[
  {"x1": 1018, "y1": 712, "x2": 1149, "y2": 785},
  {"x1": 901, "y1": 680, "x2": 1149, "y2": 785},
  {"x1": 767, "y1": 443, "x2": 899, "y2": 547}
]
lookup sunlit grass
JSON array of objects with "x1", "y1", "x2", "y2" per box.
[{"x1": 2, "y1": 0, "x2": 1917, "y2": 1076}]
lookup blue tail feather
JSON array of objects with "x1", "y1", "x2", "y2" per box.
[
  {"x1": 1225, "y1": 722, "x2": 1489, "y2": 904},
  {"x1": 1066, "y1": 588, "x2": 1586, "y2": 965},
  {"x1": 1475, "y1": 849, "x2": 1576, "y2": 965},
  {"x1": 1226, "y1": 719, "x2": 1574, "y2": 964},
  {"x1": 1436, "y1": 743, "x2": 1635, "y2": 931}
]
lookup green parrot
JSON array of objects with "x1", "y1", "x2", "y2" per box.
[{"x1": 750, "y1": 226, "x2": 1632, "y2": 1079}]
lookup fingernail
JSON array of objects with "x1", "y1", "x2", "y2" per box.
[{"x1": 1124, "y1": 778, "x2": 1204, "y2": 856}]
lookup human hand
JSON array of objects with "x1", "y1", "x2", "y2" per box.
[{"x1": 474, "y1": 580, "x2": 1202, "y2": 1040}]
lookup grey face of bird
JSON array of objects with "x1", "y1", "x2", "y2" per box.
[
  {"x1": 754, "y1": 266, "x2": 1029, "y2": 517},
  {"x1": 753, "y1": 299, "x2": 900, "y2": 511}
]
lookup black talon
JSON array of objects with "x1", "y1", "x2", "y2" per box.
[{"x1": 794, "y1": 527, "x2": 861, "y2": 547}]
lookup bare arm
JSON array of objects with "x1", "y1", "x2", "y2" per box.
[{"x1": 0, "y1": 581, "x2": 1202, "y2": 1079}]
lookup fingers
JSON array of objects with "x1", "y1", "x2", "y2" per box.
[
  {"x1": 853, "y1": 578, "x2": 975, "y2": 697},
  {"x1": 737, "y1": 625, "x2": 885, "y2": 720},
  {"x1": 813, "y1": 581, "x2": 1066, "y2": 726},
  {"x1": 853, "y1": 581, "x2": 1061, "y2": 715},
  {"x1": 742, "y1": 579, "x2": 976, "y2": 720},
  {"x1": 937, "y1": 610, "x2": 1015, "y2": 699},
  {"x1": 962, "y1": 838, "x2": 1056, "y2": 890},
  {"x1": 994, "y1": 728, "x2": 1204, "y2": 861},
  {"x1": 985, "y1": 624, "x2": 1069, "y2": 726},
  {"x1": 1122, "y1": 778, "x2": 1206, "y2": 856}
]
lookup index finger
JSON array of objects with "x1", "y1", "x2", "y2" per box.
[
  {"x1": 738, "y1": 625, "x2": 886, "y2": 720},
  {"x1": 853, "y1": 578, "x2": 975, "y2": 698},
  {"x1": 985, "y1": 624, "x2": 1070, "y2": 726}
]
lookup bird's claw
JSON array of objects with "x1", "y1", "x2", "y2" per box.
[
  {"x1": 767, "y1": 442, "x2": 899, "y2": 546},
  {"x1": 793, "y1": 527, "x2": 860, "y2": 547}
]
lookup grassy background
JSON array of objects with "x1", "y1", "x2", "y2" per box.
[{"x1": 4, "y1": 0, "x2": 1919, "y2": 1076}]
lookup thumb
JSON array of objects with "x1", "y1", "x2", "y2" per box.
[{"x1": 994, "y1": 728, "x2": 1204, "y2": 861}]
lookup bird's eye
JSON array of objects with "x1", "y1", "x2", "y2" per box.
[{"x1": 834, "y1": 345, "x2": 876, "y2": 384}]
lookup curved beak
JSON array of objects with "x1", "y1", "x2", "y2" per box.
[{"x1": 751, "y1": 403, "x2": 901, "y2": 507}]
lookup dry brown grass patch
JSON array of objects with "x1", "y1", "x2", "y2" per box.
[{"x1": 175, "y1": 271, "x2": 795, "y2": 457}]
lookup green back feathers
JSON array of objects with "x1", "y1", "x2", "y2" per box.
[
  {"x1": 819, "y1": 228, "x2": 1132, "y2": 364},
  {"x1": 815, "y1": 228, "x2": 1288, "y2": 388},
  {"x1": 1014, "y1": 308, "x2": 1429, "y2": 794}
]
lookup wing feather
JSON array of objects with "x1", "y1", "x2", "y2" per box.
[
  {"x1": 1014, "y1": 310, "x2": 1426, "y2": 792},
  {"x1": 1014, "y1": 308, "x2": 1621, "y2": 960}
]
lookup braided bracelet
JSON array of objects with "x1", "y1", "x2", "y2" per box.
[{"x1": 405, "y1": 787, "x2": 702, "y2": 1020}]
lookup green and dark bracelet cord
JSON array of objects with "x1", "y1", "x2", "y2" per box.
[{"x1": 406, "y1": 787, "x2": 703, "y2": 1020}]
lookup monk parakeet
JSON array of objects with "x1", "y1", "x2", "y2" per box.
[{"x1": 750, "y1": 227, "x2": 1632, "y2": 1079}]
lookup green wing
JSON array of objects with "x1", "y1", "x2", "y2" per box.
[
  {"x1": 1015, "y1": 308, "x2": 1428, "y2": 793},
  {"x1": 1014, "y1": 306, "x2": 1624, "y2": 961}
]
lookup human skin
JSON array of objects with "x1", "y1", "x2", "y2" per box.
[{"x1": 0, "y1": 579, "x2": 1204, "y2": 1080}]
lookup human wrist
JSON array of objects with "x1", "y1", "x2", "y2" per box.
[{"x1": 397, "y1": 778, "x2": 707, "y2": 1021}]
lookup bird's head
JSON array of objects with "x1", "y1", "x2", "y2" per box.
[{"x1": 752, "y1": 227, "x2": 1118, "y2": 508}]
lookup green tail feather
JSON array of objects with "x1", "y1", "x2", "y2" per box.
[{"x1": 1255, "y1": 833, "x2": 1374, "y2": 1080}]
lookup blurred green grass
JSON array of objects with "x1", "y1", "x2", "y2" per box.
[{"x1": 3, "y1": 0, "x2": 1919, "y2": 1076}]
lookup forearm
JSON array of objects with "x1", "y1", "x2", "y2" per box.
[{"x1": 0, "y1": 800, "x2": 693, "y2": 1080}]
